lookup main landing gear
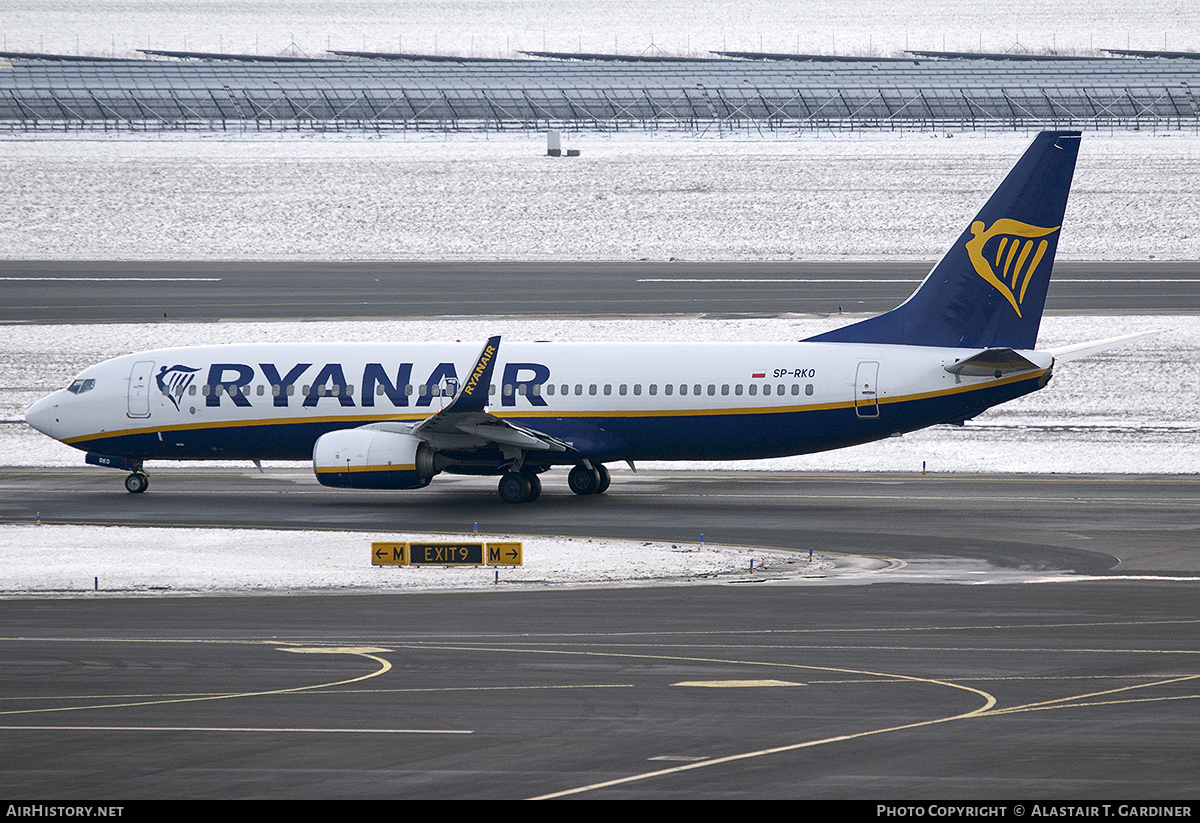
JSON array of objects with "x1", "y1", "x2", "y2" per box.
[
  {"x1": 496, "y1": 463, "x2": 610, "y2": 503},
  {"x1": 568, "y1": 463, "x2": 610, "y2": 496},
  {"x1": 497, "y1": 470, "x2": 542, "y2": 504},
  {"x1": 124, "y1": 471, "x2": 149, "y2": 494}
]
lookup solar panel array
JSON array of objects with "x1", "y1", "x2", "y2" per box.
[{"x1": 1, "y1": 57, "x2": 1197, "y2": 131}]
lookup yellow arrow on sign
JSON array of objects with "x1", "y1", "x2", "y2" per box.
[{"x1": 486, "y1": 542, "x2": 523, "y2": 566}]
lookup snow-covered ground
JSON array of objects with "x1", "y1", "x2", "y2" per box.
[
  {"x1": 6, "y1": 0, "x2": 1198, "y2": 60},
  {"x1": 5, "y1": 522, "x2": 1124, "y2": 597},
  {"x1": 2, "y1": 131, "x2": 1198, "y2": 261},
  {"x1": 4, "y1": 313, "x2": 1198, "y2": 474},
  {"x1": 0, "y1": 525, "x2": 843, "y2": 596}
]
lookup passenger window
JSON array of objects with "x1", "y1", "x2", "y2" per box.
[
  {"x1": 762, "y1": 384, "x2": 771, "y2": 396},
  {"x1": 619, "y1": 384, "x2": 627, "y2": 396},
  {"x1": 748, "y1": 385, "x2": 757, "y2": 396},
  {"x1": 805, "y1": 383, "x2": 814, "y2": 396},
  {"x1": 721, "y1": 384, "x2": 729, "y2": 396},
  {"x1": 603, "y1": 384, "x2": 611, "y2": 396},
  {"x1": 647, "y1": 384, "x2": 655, "y2": 396},
  {"x1": 791, "y1": 384, "x2": 799, "y2": 396},
  {"x1": 589, "y1": 384, "x2": 597, "y2": 396},
  {"x1": 518, "y1": 385, "x2": 527, "y2": 396},
  {"x1": 680, "y1": 384, "x2": 688, "y2": 396},
  {"x1": 665, "y1": 384, "x2": 673, "y2": 396},
  {"x1": 735, "y1": 384, "x2": 743, "y2": 396},
  {"x1": 633, "y1": 384, "x2": 642, "y2": 396},
  {"x1": 503, "y1": 384, "x2": 513, "y2": 397},
  {"x1": 707, "y1": 385, "x2": 715, "y2": 396},
  {"x1": 575, "y1": 384, "x2": 583, "y2": 396},
  {"x1": 547, "y1": 384, "x2": 556, "y2": 396}
]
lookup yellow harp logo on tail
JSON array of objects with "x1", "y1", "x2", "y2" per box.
[{"x1": 965, "y1": 219, "x2": 1060, "y2": 317}]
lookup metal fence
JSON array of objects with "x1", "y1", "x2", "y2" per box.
[{"x1": 2, "y1": 57, "x2": 1197, "y2": 132}]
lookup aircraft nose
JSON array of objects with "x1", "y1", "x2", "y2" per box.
[{"x1": 24, "y1": 393, "x2": 62, "y2": 437}]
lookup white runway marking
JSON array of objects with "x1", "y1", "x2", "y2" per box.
[
  {"x1": 0, "y1": 277, "x2": 222, "y2": 282},
  {"x1": 637, "y1": 278, "x2": 1194, "y2": 283},
  {"x1": 0, "y1": 724, "x2": 472, "y2": 734}
]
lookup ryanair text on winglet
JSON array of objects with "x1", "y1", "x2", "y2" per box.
[{"x1": 462, "y1": 343, "x2": 496, "y2": 399}]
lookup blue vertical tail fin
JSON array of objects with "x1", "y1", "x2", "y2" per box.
[{"x1": 806, "y1": 131, "x2": 1081, "y2": 350}]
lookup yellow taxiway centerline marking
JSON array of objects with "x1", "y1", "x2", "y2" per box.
[{"x1": 0, "y1": 647, "x2": 392, "y2": 718}]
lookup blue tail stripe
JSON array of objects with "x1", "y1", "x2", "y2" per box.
[{"x1": 806, "y1": 131, "x2": 1081, "y2": 350}]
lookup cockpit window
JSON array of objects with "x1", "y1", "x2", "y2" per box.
[{"x1": 67, "y1": 378, "x2": 96, "y2": 394}]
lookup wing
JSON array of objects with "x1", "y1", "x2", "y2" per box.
[{"x1": 410, "y1": 335, "x2": 570, "y2": 455}]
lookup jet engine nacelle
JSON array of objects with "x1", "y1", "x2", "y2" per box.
[{"x1": 312, "y1": 428, "x2": 438, "y2": 490}]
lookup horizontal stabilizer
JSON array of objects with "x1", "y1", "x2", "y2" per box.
[
  {"x1": 1046, "y1": 331, "x2": 1158, "y2": 362},
  {"x1": 945, "y1": 348, "x2": 1041, "y2": 377}
]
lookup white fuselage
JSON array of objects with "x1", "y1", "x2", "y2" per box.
[{"x1": 25, "y1": 340, "x2": 1053, "y2": 465}]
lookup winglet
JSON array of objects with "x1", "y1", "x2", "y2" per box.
[{"x1": 441, "y1": 336, "x2": 501, "y2": 414}]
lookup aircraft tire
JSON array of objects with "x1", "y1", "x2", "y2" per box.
[
  {"x1": 498, "y1": 472, "x2": 532, "y2": 504},
  {"x1": 523, "y1": 472, "x2": 542, "y2": 503},
  {"x1": 124, "y1": 472, "x2": 149, "y2": 494},
  {"x1": 568, "y1": 464, "x2": 601, "y2": 496},
  {"x1": 595, "y1": 464, "x2": 611, "y2": 494}
]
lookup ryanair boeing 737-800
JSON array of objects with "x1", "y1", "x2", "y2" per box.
[{"x1": 24, "y1": 131, "x2": 1143, "y2": 503}]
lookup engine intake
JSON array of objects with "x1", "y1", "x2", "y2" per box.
[{"x1": 313, "y1": 428, "x2": 438, "y2": 489}]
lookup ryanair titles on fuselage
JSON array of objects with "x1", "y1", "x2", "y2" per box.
[{"x1": 165, "y1": 360, "x2": 552, "y2": 410}]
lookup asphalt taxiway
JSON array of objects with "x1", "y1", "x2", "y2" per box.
[
  {"x1": 2, "y1": 579, "x2": 1198, "y2": 799},
  {"x1": 2, "y1": 469, "x2": 1199, "y2": 798},
  {"x1": 2, "y1": 259, "x2": 1198, "y2": 322}
]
